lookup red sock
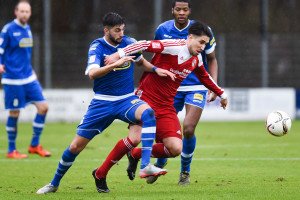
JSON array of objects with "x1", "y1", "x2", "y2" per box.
[
  {"x1": 96, "y1": 137, "x2": 134, "y2": 178},
  {"x1": 151, "y1": 143, "x2": 171, "y2": 158},
  {"x1": 131, "y1": 143, "x2": 171, "y2": 159}
]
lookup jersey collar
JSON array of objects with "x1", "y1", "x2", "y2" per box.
[
  {"x1": 103, "y1": 37, "x2": 120, "y2": 48},
  {"x1": 14, "y1": 19, "x2": 28, "y2": 28},
  {"x1": 173, "y1": 19, "x2": 190, "y2": 32}
]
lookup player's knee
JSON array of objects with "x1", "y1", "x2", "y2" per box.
[
  {"x1": 169, "y1": 146, "x2": 182, "y2": 157},
  {"x1": 69, "y1": 143, "x2": 84, "y2": 154},
  {"x1": 129, "y1": 136, "x2": 140, "y2": 146},
  {"x1": 9, "y1": 110, "x2": 20, "y2": 118},
  {"x1": 37, "y1": 103, "x2": 49, "y2": 114},
  {"x1": 141, "y1": 108, "x2": 156, "y2": 125},
  {"x1": 183, "y1": 124, "x2": 196, "y2": 138}
]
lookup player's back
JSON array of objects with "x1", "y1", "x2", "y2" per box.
[
  {"x1": 86, "y1": 36, "x2": 138, "y2": 96},
  {"x1": 0, "y1": 20, "x2": 33, "y2": 80}
]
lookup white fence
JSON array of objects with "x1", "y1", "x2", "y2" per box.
[{"x1": 0, "y1": 88, "x2": 296, "y2": 122}]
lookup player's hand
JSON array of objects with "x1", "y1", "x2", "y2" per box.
[
  {"x1": 207, "y1": 91, "x2": 217, "y2": 102},
  {"x1": 0, "y1": 64, "x2": 5, "y2": 73},
  {"x1": 105, "y1": 52, "x2": 121, "y2": 65},
  {"x1": 112, "y1": 56, "x2": 135, "y2": 68},
  {"x1": 220, "y1": 98, "x2": 228, "y2": 110},
  {"x1": 155, "y1": 68, "x2": 176, "y2": 81}
]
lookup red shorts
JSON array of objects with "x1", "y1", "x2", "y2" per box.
[{"x1": 155, "y1": 112, "x2": 182, "y2": 143}]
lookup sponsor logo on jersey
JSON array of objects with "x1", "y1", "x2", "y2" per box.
[
  {"x1": 163, "y1": 34, "x2": 172, "y2": 39},
  {"x1": 170, "y1": 68, "x2": 191, "y2": 79},
  {"x1": 193, "y1": 93, "x2": 204, "y2": 102},
  {"x1": 114, "y1": 61, "x2": 131, "y2": 71},
  {"x1": 13, "y1": 32, "x2": 21, "y2": 36},
  {"x1": 19, "y1": 38, "x2": 33, "y2": 47},
  {"x1": 152, "y1": 42, "x2": 161, "y2": 49},
  {"x1": 131, "y1": 99, "x2": 141, "y2": 104}
]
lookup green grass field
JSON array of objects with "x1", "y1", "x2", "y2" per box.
[{"x1": 0, "y1": 120, "x2": 299, "y2": 200}]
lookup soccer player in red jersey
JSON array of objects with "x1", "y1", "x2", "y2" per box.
[{"x1": 98, "y1": 21, "x2": 228, "y2": 182}]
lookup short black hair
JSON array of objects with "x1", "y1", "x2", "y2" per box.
[
  {"x1": 172, "y1": 0, "x2": 191, "y2": 8},
  {"x1": 102, "y1": 12, "x2": 125, "y2": 27},
  {"x1": 188, "y1": 21, "x2": 212, "y2": 38}
]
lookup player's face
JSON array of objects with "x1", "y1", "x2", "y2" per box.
[
  {"x1": 15, "y1": 2, "x2": 31, "y2": 25},
  {"x1": 187, "y1": 34, "x2": 209, "y2": 56},
  {"x1": 105, "y1": 24, "x2": 125, "y2": 45},
  {"x1": 172, "y1": 2, "x2": 191, "y2": 26}
]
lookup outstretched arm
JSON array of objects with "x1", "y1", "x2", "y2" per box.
[{"x1": 194, "y1": 65, "x2": 228, "y2": 109}]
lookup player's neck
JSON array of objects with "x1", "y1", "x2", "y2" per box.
[
  {"x1": 174, "y1": 21, "x2": 189, "y2": 30},
  {"x1": 104, "y1": 36, "x2": 118, "y2": 47}
]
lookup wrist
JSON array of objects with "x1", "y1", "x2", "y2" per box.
[
  {"x1": 152, "y1": 66, "x2": 158, "y2": 73},
  {"x1": 220, "y1": 92, "x2": 227, "y2": 100}
]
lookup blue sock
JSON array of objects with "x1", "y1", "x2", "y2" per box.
[
  {"x1": 6, "y1": 116, "x2": 18, "y2": 153},
  {"x1": 181, "y1": 135, "x2": 196, "y2": 173},
  {"x1": 140, "y1": 109, "x2": 156, "y2": 169},
  {"x1": 31, "y1": 114, "x2": 46, "y2": 147},
  {"x1": 51, "y1": 148, "x2": 78, "y2": 187},
  {"x1": 156, "y1": 158, "x2": 168, "y2": 168}
]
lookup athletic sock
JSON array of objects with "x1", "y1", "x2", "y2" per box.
[
  {"x1": 31, "y1": 114, "x2": 46, "y2": 147},
  {"x1": 181, "y1": 135, "x2": 196, "y2": 172},
  {"x1": 51, "y1": 148, "x2": 78, "y2": 187},
  {"x1": 140, "y1": 109, "x2": 156, "y2": 169},
  {"x1": 6, "y1": 116, "x2": 18, "y2": 153},
  {"x1": 96, "y1": 137, "x2": 134, "y2": 178}
]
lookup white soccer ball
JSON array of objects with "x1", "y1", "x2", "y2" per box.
[{"x1": 266, "y1": 111, "x2": 292, "y2": 137}]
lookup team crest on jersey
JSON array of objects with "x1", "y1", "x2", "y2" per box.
[
  {"x1": 192, "y1": 58, "x2": 197, "y2": 67},
  {"x1": 114, "y1": 61, "x2": 131, "y2": 71},
  {"x1": 19, "y1": 38, "x2": 33, "y2": 47},
  {"x1": 193, "y1": 93, "x2": 204, "y2": 102},
  {"x1": 152, "y1": 42, "x2": 161, "y2": 49},
  {"x1": 136, "y1": 89, "x2": 143, "y2": 98}
]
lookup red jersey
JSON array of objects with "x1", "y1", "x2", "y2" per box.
[{"x1": 119, "y1": 39, "x2": 224, "y2": 116}]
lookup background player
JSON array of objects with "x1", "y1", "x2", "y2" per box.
[
  {"x1": 151, "y1": 0, "x2": 219, "y2": 185},
  {"x1": 36, "y1": 12, "x2": 173, "y2": 194},
  {"x1": 0, "y1": 0, "x2": 51, "y2": 159}
]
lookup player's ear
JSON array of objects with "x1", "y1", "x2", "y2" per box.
[{"x1": 171, "y1": 8, "x2": 174, "y2": 15}]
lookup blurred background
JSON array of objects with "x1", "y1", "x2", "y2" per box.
[{"x1": 0, "y1": 0, "x2": 299, "y2": 121}]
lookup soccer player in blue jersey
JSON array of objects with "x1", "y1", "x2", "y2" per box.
[
  {"x1": 146, "y1": 0, "x2": 220, "y2": 185},
  {"x1": 0, "y1": 0, "x2": 51, "y2": 159},
  {"x1": 36, "y1": 12, "x2": 174, "y2": 194}
]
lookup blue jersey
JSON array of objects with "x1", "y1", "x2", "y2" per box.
[
  {"x1": 0, "y1": 19, "x2": 35, "y2": 84},
  {"x1": 85, "y1": 36, "x2": 141, "y2": 96},
  {"x1": 155, "y1": 19, "x2": 216, "y2": 87}
]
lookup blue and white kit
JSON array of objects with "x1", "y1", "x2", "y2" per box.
[{"x1": 0, "y1": 19, "x2": 45, "y2": 110}]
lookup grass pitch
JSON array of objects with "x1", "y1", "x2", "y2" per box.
[{"x1": 0, "y1": 120, "x2": 299, "y2": 200}]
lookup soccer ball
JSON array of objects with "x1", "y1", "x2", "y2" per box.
[{"x1": 265, "y1": 111, "x2": 292, "y2": 137}]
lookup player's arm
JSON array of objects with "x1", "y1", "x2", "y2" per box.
[
  {"x1": 0, "y1": 25, "x2": 10, "y2": 74},
  {"x1": 194, "y1": 65, "x2": 228, "y2": 109},
  {"x1": 135, "y1": 57, "x2": 176, "y2": 81}
]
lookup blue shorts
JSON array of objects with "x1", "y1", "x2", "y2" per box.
[
  {"x1": 3, "y1": 80, "x2": 45, "y2": 110},
  {"x1": 77, "y1": 95, "x2": 145, "y2": 140},
  {"x1": 174, "y1": 90, "x2": 208, "y2": 113}
]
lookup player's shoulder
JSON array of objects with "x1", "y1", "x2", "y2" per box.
[
  {"x1": 88, "y1": 38, "x2": 103, "y2": 52},
  {"x1": 157, "y1": 20, "x2": 174, "y2": 31},
  {"x1": 1, "y1": 20, "x2": 15, "y2": 33}
]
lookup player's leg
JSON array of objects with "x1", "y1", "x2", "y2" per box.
[
  {"x1": 37, "y1": 135, "x2": 91, "y2": 194},
  {"x1": 154, "y1": 91, "x2": 185, "y2": 168},
  {"x1": 24, "y1": 81, "x2": 51, "y2": 157},
  {"x1": 4, "y1": 84, "x2": 28, "y2": 159},
  {"x1": 37, "y1": 99, "x2": 111, "y2": 194},
  {"x1": 179, "y1": 90, "x2": 206, "y2": 185}
]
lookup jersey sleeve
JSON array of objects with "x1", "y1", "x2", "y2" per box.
[
  {"x1": 154, "y1": 25, "x2": 164, "y2": 40},
  {"x1": 193, "y1": 65, "x2": 224, "y2": 97},
  {"x1": 127, "y1": 37, "x2": 143, "y2": 62},
  {"x1": 0, "y1": 24, "x2": 10, "y2": 65},
  {"x1": 118, "y1": 39, "x2": 186, "y2": 57},
  {"x1": 85, "y1": 42, "x2": 103, "y2": 75},
  {"x1": 205, "y1": 27, "x2": 216, "y2": 55}
]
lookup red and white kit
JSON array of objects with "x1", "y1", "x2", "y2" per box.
[{"x1": 119, "y1": 39, "x2": 225, "y2": 141}]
